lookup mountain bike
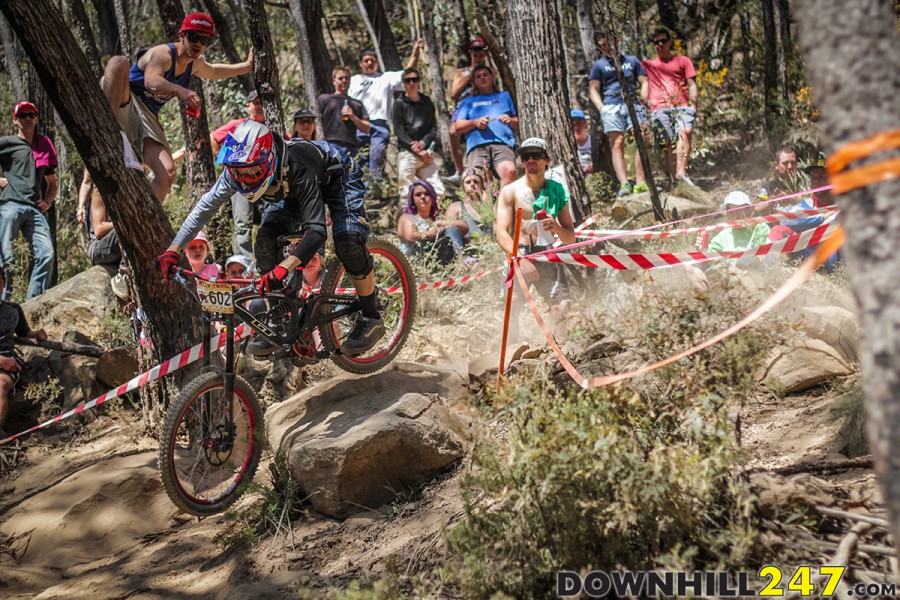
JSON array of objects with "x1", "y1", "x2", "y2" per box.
[{"x1": 157, "y1": 237, "x2": 416, "y2": 516}]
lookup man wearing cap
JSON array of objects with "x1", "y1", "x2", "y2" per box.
[
  {"x1": 0, "y1": 102, "x2": 58, "y2": 300},
  {"x1": 589, "y1": 34, "x2": 649, "y2": 196},
  {"x1": 349, "y1": 42, "x2": 424, "y2": 188},
  {"x1": 496, "y1": 138, "x2": 576, "y2": 340},
  {"x1": 100, "y1": 12, "x2": 254, "y2": 202},
  {"x1": 318, "y1": 66, "x2": 370, "y2": 158},
  {"x1": 210, "y1": 90, "x2": 264, "y2": 155},
  {"x1": 451, "y1": 65, "x2": 519, "y2": 187},
  {"x1": 444, "y1": 38, "x2": 493, "y2": 183},
  {"x1": 290, "y1": 109, "x2": 317, "y2": 141},
  {"x1": 570, "y1": 109, "x2": 593, "y2": 174}
]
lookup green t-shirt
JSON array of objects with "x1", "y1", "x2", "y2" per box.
[
  {"x1": 708, "y1": 224, "x2": 771, "y2": 252},
  {"x1": 532, "y1": 179, "x2": 569, "y2": 218}
]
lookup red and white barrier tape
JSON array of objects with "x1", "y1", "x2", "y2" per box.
[
  {"x1": 525, "y1": 222, "x2": 838, "y2": 271},
  {"x1": 577, "y1": 207, "x2": 837, "y2": 240},
  {"x1": 0, "y1": 324, "x2": 251, "y2": 446}
]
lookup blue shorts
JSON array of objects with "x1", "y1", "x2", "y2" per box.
[
  {"x1": 651, "y1": 106, "x2": 696, "y2": 144},
  {"x1": 600, "y1": 103, "x2": 647, "y2": 133}
]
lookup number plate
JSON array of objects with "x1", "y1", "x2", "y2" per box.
[{"x1": 196, "y1": 280, "x2": 234, "y2": 314}]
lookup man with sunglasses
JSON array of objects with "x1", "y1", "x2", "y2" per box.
[
  {"x1": 100, "y1": 12, "x2": 253, "y2": 202},
  {"x1": 641, "y1": 28, "x2": 698, "y2": 187},
  {"x1": 393, "y1": 67, "x2": 444, "y2": 203},
  {"x1": 0, "y1": 102, "x2": 58, "y2": 300},
  {"x1": 496, "y1": 138, "x2": 576, "y2": 341}
]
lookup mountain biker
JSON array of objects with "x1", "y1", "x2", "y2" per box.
[{"x1": 156, "y1": 120, "x2": 385, "y2": 356}]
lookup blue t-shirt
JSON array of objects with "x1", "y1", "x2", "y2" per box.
[
  {"x1": 453, "y1": 91, "x2": 517, "y2": 152},
  {"x1": 588, "y1": 55, "x2": 645, "y2": 105}
]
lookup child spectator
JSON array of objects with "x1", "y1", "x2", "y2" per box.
[
  {"x1": 0, "y1": 265, "x2": 47, "y2": 438},
  {"x1": 444, "y1": 168, "x2": 492, "y2": 242},
  {"x1": 185, "y1": 231, "x2": 221, "y2": 279},
  {"x1": 397, "y1": 179, "x2": 467, "y2": 265},
  {"x1": 224, "y1": 254, "x2": 252, "y2": 279},
  {"x1": 570, "y1": 109, "x2": 593, "y2": 174}
]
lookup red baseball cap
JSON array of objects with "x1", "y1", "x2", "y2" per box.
[
  {"x1": 181, "y1": 12, "x2": 215, "y2": 36},
  {"x1": 469, "y1": 38, "x2": 487, "y2": 50},
  {"x1": 14, "y1": 101, "x2": 38, "y2": 118}
]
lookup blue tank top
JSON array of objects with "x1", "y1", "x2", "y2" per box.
[{"x1": 128, "y1": 43, "x2": 194, "y2": 116}]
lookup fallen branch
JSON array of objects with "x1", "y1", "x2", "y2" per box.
[
  {"x1": 14, "y1": 336, "x2": 105, "y2": 358},
  {"x1": 816, "y1": 506, "x2": 890, "y2": 529},
  {"x1": 770, "y1": 455, "x2": 873, "y2": 476}
]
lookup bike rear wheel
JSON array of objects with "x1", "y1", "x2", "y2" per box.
[
  {"x1": 320, "y1": 238, "x2": 417, "y2": 374},
  {"x1": 158, "y1": 371, "x2": 264, "y2": 516}
]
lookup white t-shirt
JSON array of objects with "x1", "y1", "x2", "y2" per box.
[{"x1": 349, "y1": 71, "x2": 404, "y2": 122}]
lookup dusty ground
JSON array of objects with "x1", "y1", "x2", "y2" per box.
[{"x1": 0, "y1": 220, "x2": 885, "y2": 599}]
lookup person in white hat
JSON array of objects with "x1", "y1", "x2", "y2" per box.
[{"x1": 707, "y1": 191, "x2": 770, "y2": 253}]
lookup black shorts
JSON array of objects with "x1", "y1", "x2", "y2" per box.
[
  {"x1": 0, "y1": 356, "x2": 23, "y2": 388},
  {"x1": 506, "y1": 245, "x2": 570, "y2": 306}
]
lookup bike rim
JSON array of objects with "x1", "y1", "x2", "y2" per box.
[{"x1": 166, "y1": 382, "x2": 259, "y2": 507}]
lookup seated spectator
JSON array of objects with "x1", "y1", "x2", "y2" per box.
[
  {"x1": 397, "y1": 179, "x2": 467, "y2": 265},
  {"x1": 301, "y1": 251, "x2": 325, "y2": 290},
  {"x1": 290, "y1": 109, "x2": 317, "y2": 141},
  {"x1": 224, "y1": 254, "x2": 252, "y2": 279},
  {"x1": 393, "y1": 66, "x2": 444, "y2": 203},
  {"x1": 451, "y1": 65, "x2": 519, "y2": 187},
  {"x1": 444, "y1": 168, "x2": 492, "y2": 242},
  {"x1": 761, "y1": 146, "x2": 807, "y2": 200},
  {"x1": 707, "y1": 192, "x2": 771, "y2": 271},
  {"x1": 0, "y1": 264, "x2": 47, "y2": 438},
  {"x1": 85, "y1": 181, "x2": 121, "y2": 269},
  {"x1": 570, "y1": 109, "x2": 593, "y2": 174},
  {"x1": 185, "y1": 231, "x2": 221, "y2": 279}
]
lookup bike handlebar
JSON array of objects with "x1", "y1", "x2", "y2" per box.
[{"x1": 173, "y1": 267, "x2": 256, "y2": 286}]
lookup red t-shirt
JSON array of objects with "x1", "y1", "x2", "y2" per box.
[
  {"x1": 641, "y1": 55, "x2": 696, "y2": 111},
  {"x1": 212, "y1": 118, "x2": 249, "y2": 145}
]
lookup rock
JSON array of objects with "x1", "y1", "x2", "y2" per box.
[
  {"x1": 750, "y1": 472, "x2": 835, "y2": 520},
  {"x1": 622, "y1": 192, "x2": 713, "y2": 218},
  {"x1": 468, "y1": 352, "x2": 500, "y2": 380},
  {"x1": 47, "y1": 352, "x2": 101, "y2": 411},
  {"x1": 760, "y1": 339, "x2": 855, "y2": 394},
  {"x1": 267, "y1": 363, "x2": 467, "y2": 519},
  {"x1": 799, "y1": 306, "x2": 859, "y2": 362},
  {"x1": 95, "y1": 347, "x2": 139, "y2": 388},
  {"x1": 582, "y1": 338, "x2": 624, "y2": 360},
  {"x1": 22, "y1": 266, "x2": 120, "y2": 341}
]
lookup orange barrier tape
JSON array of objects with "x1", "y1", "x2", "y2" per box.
[
  {"x1": 513, "y1": 226, "x2": 846, "y2": 389},
  {"x1": 830, "y1": 158, "x2": 900, "y2": 195},
  {"x1": 827, "y1": 130, "x2": 900, "y2": 175},
  {"x1": 827, "y1": 129, "x2": 900, "y2": 195}
]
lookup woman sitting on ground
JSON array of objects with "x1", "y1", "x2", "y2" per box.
[
  {"x1": 443, "y1": 167, "x2": 493, "y2": 242},
  {"x1": 397, "y1": 179, "x2": 467, "y2": 265}
]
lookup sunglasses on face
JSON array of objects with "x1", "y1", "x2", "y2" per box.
[
  {"x1": 185, "y1": 31, "x2": 213, "y2": 46},
  {"x1": 295, "y1": 118, "x2": 316, "y2": 125},
  {"x1": 653, "y1": 38, "x2": 670, "y2": 45},
  {"x1": 521, "y1": 153, "x2": 547, "y2": 162},
  {"x1": 17, "y1": 113, "x2": 37, "y2": 119},
  {"x1": 403, "y1": 77, "x2": 420, "y2": 83}
]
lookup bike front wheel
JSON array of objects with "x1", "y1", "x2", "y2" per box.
[
  {"x1": 320, "y1": 238, "x2": 417, "y2": 374},
  {"x1": 158, "y1": 371, "x2": 264, "y2": 516}
]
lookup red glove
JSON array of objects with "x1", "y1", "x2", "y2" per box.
[
  {"x1": 156, "y1": 250, "x2": 180, "y2": 281},
  {"x1": 260, "y1": 265, "x2": 289, "y2": 293}
]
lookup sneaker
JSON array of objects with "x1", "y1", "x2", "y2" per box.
[
  {"x1": 633, "y1": 181, "x2": 649, "y2": 193},
  {"x1": 676, "y1": 175, "x2": 697, "y2": 188},
  {"x1": 617, "y1": 182, "x2": 633, "y2": 197},
  {"x1": 340, "y1": 315, "x2": 386, "y2": 356},
  {"x1": 110, "y1": 273, "x2": 130, "y2": 300},
  {"x1": 246, "y1": 334, "x2": 277, "y2": 356},
  {"x1": 441, "y1": 173, "x2": 462, "y2": 187}
]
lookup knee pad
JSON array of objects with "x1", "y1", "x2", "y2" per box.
[
  {"x1": 334, "y1": 233, "x2": 373, "y2": 280},
  {"x1": 253, "y1": 235, "x2": 279, "y2": 272}
]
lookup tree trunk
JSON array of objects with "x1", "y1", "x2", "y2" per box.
[
  {"x1": 200, "y1": 0, "x2": 254, "y2": 92},
  {"x1": 504, "y1": 0, "x2": 589, "y2": 221},
  {"x1": 361, "y1": 0, "x2": 403, "y2": 71},
  {"x1": 450, "y1": 0, "x2": 470, "y2": 68},
  {"x1": 0, "y1": 0, "x2": 203, "y2": 363},
  {"x1": 761, "y1": 0, "x2": 779, "y2": 147},
  {"x1": 0, "y1": 13, "x2": 26, "y2": 100},
  {"x1": 322, "y1": 10, "x2": 345, "y2": 67},
  {"x1": 657, "y1": 0, "x2": 680, "y2": 36},
  {"x1": 776, "y1": 0, "x2": 792, "y2": 110},
  {"x1": 288, "y1": 0, "x2": 332, "y2": 114},
  {"x1": 243, "y1": 0, "x2": 285, "y2": 136},
  {"x1": 88, "y1": 0, "x2": 120, "y2": 56},
  {"x1": 61, "y1": 0, "x2": 103, "y2": 79},
  {"x1": 793, "y1": 0, "x2": 900, "y2": 557},
  {"x1": 736, "y1": 0, "x2": 753, "y2": 86},
  {"x1": 473, "y1": 4, "x2": 517, "y2": 106},
  {"x1": 113, "y1": 0, "x2": 132, "y2": 58},
  {"x1": 156, "y1": 0, "x2": 217, "y2": 199},
  {"x1": 419, "y1": 0, "x2": 452, "y2": 158}
]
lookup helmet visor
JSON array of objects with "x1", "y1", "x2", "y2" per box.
[{"x1": 227, "y1": 163, "x2": 269, "y2": 188}]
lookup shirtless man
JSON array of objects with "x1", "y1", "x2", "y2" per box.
[
  {"x1": 101, "y1": 12, "x2": 253, "y2": 202},
  {"x1": 496, "y1": 138, "x2": 576, "y2": 341}
]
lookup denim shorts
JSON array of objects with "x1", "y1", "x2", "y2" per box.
[
  {"x1": 600, "y1": 103, "x2": 647, "y2": 133},
  {"x1": 651, "y1": 106, "x2": 696, "y2": 144}
]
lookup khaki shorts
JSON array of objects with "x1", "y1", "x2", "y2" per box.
[
  {"x1": 102, "y1": 77, "x2": 171, "y2": 159},
  {"x1": 465, "y1": 143, "x2": 516, "y2": 172}
]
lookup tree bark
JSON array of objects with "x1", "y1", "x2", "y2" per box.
[
  {"x1": 200, "y1": 0, "x2": 254, "y2": 92},
  {"x1": 657, "y1": 0, "x2": 680, "y2": 36},
  {"x1": 736, "y1": 0, "x2": 753, "y2": 86},
  {"x1": 504, "y1": 0, "x2": 589, "y2": 221},
  {"x1": 450, "y1": 0, "x2": 470, "y2": 68},
  {"x1": 0, "y1": 0, "x2": 203, "y2": 364},
  {"x1": 88, "y1": 0, "x2": 120, "y2": 56},
  {"x1": 61, "y1": 0, "x2": 103, "y2": 79},
  {"x1": 761, "y1": 0, "x2": 780, "y2": 147},
  {"x1": 113, "y1": 0, "x2": 133, "y2": 58},
  {"x1": 793, "y1": 0, "x2": 900, "y2": 557},
  {"x1": 776, "y1": 0, "x2": 792, "y2": 110},
  {"x1": 287, "y1": 0, "x2": 332, "y2": 114},
  {"x1": 418, "y1": 0, "x2": 452, "y2": 158},
  {"x1": 473, "y1": 5, "x2": 517, "y2": 106},
  {"x1": 0, "y1": 13, "x2": 26, "y2": 100},
  {"x1": 156, "y1": 0, "x2": 217, "y2": 200},
  {"x1": 361, "y1": 0, "x2": 403, "y2": 71},
  {"x1": 243, "y1": 0, "x2": 285, "y2": 136}
]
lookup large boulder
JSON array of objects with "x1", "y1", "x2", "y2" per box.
[
  {"x1": 799, "y1": 305, "x2": 859, "y2": 362},
  {"x1": 760, "y1": 338, "x2": 855, "y2": 394},
  {"x1": 21, "y1": 266, "x2": 119, "y2": 341},
  {"x1": 267, "y1": 363, "x2": 468, "y2": 519}
]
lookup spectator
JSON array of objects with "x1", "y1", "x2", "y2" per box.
[
  {"x1": 761, "y1": 146, "x2": 807, "y2": 200},
  {"x1": 393, "y1": 66, "x2": 444, "y2": 204},
  {"x1": 570, "y1": 109, "x2": 593, "y2": 174},
  {"x1": 224, "y1": 254, "x2": 252, "y2": 279},
  {"x1": 397, "y1": 179, "x2": 467, "y2": 265},
  {"x1": 290, "y1": 109, "x2": 317, "y2": 141},
  {"x1": 707, "y1": 192, "x2": 771, "y2": 253},
  {"x1": 348, "y1": 42, "x2": 424, "y2": 188},
  {"x1": 589, "y1": 35, "x2": 649, "y2": 195},
  {"x1": 100, "y1": 12, "x2": 253, "y2": 202},
  {"x1": 210, "y1": 90, "x2": 264, "y2": 154},
  {"x1": 445, "y1": 38, "x2": 492, "y2": 184},
  {"x1": 0, "y1": 264, "x2": 47, "y2": 438},
  {"x1": 451, "y1": 65, "x2": 520, "y2": 188},
  {"x1": 0, "y1": 102, "x2": 58, "y2": 301},
  {"x1": 641, "y1": 28, "x2": 698, "y2": 187},
  {"x1": 185, "y1": 231, "x2": 221, "y2": 279},
  {"x1": 444, "y1": 167, "x2": 492, "y2": 242},
  {"x1": 496, "y1": 138, "x2": 576, "y2": 341},
  {"x1": 318, "y1": 66, "x2": 370, "y2": 158},
  {"x1": 85, "y1": 183, "x2": 121, "y2": 269},
  {"x1": 806, "y1": 154, "x2": 834, "y2": 208}
]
